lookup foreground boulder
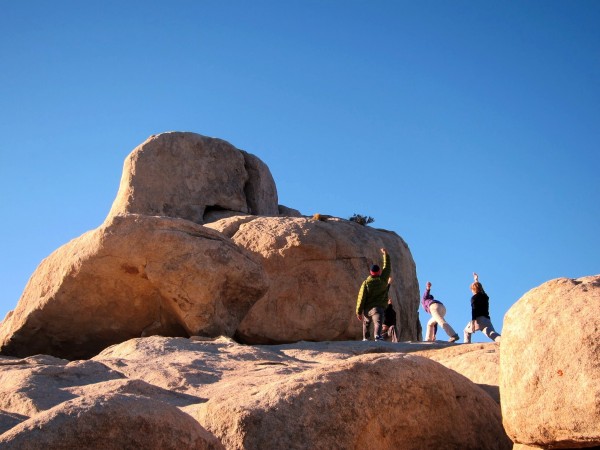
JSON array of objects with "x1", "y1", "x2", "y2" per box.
[
  {"x1": 0, "y1": 392, "x2": 223, "y2": 450},
  {"x1": 207, "y1": 215, "x2": 420, "y2": 343},
  {"x1": 191, "y1": 352, "x2": 510, "y2": 449},
  {"x1": 500, "y1": 275, "x2": 600, "y2": 448},
  {"x1": 0, "y1": 215, "x2": 268, "y2": 359},
  {"x1": 0, "y1": 338, "x2": 511, "y2": 449}
]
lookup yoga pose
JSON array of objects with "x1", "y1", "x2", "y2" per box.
[
  {"x1": 421, "y1": 281, "x2": 459, "y2": 342},
  {"x1": 463, "y1": 273, "x2": 501, "y2": 343}
]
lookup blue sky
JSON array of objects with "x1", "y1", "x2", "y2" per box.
[{"x1": 1, "y1": 1, "x2": 598, "y2": 343}]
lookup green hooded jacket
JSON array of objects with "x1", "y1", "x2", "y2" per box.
[{"x1": 356, "y1": 252, "x2": 391, "y2": 314}]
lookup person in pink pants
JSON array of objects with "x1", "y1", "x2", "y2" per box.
[{"x1": 422, "y1": 281, "x2": 459, "y2": 342}]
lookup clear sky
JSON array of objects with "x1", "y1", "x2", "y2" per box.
[{"x1": 1, "y1": 1, "x2": 598, "y2": 343}]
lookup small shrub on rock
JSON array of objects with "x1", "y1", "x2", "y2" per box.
[{"x1": 349, "y1": 214, "x2": 374, "y2": 226}]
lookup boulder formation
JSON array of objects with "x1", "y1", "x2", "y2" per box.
[
  {"x1": 0, "y1": 337, "x2": 511, "y2": 449},
  {"x1": 2, "y1": 129, "x2": 599, "y2": 448},
  {"x1": 0, "y1": 131, "x2": 421, "y2": 359},
  {"x1": 500, "y1": 274, "x2": 600, "y2": 448}
]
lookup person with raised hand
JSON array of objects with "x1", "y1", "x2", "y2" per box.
[
  {"x1": 356, "y1": 248, "x2": 391, "y2": 341},
  {"x1": 422, "y1": 281, "x2": 460, "y2": 342},
  {"x1": 463, "y1": 272, "x2": 501, "y2": 343}
]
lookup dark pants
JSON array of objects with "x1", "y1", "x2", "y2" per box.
[{"x1": 363, "y1": 306, "x2": 384, "y2": 340}]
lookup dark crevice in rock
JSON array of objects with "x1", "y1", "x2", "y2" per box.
[{"x1": 203, "y1": 205, "x2": 244, "y2": 224}]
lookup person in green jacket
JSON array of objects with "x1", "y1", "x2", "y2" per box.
[{"x1": 356, "y1": 248, "x2": 391, "y2": 341}]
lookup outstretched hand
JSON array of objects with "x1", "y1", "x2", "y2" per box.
[
  {"x1": 426, "y1": 281, "x2": 432, "y2": 290},
  {"x1": 380, "y1": 248, "x2": 387, "y2": 254},
  {"x1": 473, "y1": 272, "x2": 479, "y2": 282}
]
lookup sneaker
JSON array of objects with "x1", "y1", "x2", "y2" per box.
[
  {"x1": 362, "y1": 338, "x2": 368, "y2": 341},
  {"x1": 448, "y1": 335, "x2": 459, "y2": 343},
  {"x1": 375, "y1": 336, "x2": 385, "y2": 341}
]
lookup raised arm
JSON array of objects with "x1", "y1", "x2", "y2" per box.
[
  {"x1": 421, "y1": 281, "x2": 432, "y2": 308},
  {"x1": 422, "y1": 281, "x2": 432, "y2": 299},
  {"x1": 380, "y1": 248, "x2": 391, "y2": 279}
]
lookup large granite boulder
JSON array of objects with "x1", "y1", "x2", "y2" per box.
[
  {"x1": 192, "y1": 352, "x2": 510, "y2": 450},
  {"x1": 107, "y1": 132, "x2": 279, "y2": 223},
  {"x1": 206, "y1": 215, "x2": 420, "y2": 344},
  {"x1": 0, "y1": 215, "x2": 268, "y2": 359},
  {"x1": 0, "y1": 337, "x2": 511, "y2": 449},
  {"x1": 500, "y1": 275, "x2": 600, "y2": 448}
]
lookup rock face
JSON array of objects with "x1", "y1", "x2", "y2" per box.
[
  {"x1": 193, "y1": 352, "x2": 509, "y2": 450},
  {"x1": 0, "y1": 392, "x2": 223, "y2": 450},
  {"x1": 207, "y1": 216, "x2": 420, "y2": 344},
  {"x1": 107, "y1": 132, "x2": 279, "y2": 223},
  {"x1": 0, "y1": 337, "x2": 511, "y2": 449},
  {"x1": 0, "y1": 355, "x2": 123, "y2": 417},
  {"x1": 0, "y1": 215, "x2": 268, "y2": 359},
  {"x1": 500, "y1": 275, "x2": 600, "y2": 448}
]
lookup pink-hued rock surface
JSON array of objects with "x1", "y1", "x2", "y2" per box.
[
  {"x1": 0, "y1": 336, "x2": 511, "y2": 449},
  {"x1": 414, "y1": 342, "x2": 501, "y2": 403},
  {"x1": 0, "y1": 391, "x2": 223, "y2": 450}
]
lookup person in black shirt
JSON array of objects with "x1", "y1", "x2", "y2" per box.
[
  {"x1": 463, "y1": 273, "x2": 501, "y2": 343},
  {"x1": 382, "y1": 297, "x2": 399, "y2": 342}
]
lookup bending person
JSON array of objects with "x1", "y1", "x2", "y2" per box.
[
  {"x1": 463, "y1": 273, "x2": 501, "y2": 343},
  {"x1": 421, "y1": 281, "x2": 459, "y2": 342}
]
